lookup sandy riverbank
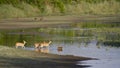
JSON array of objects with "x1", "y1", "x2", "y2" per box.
[{"x1": 0, "y1": 46, "x2": 97, "y2": 68}]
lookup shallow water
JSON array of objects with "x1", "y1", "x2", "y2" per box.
[
  {"x1": 25, "y1": 40, "x2": 120, "y2": 68},
  {"x1": 0, "y1": 23, "x2": 120, "y2": 68}
]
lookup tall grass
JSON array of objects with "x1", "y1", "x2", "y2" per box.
[
  {"x1": 64, "y1": 0, "x2": 120, "y2": 15},
  {"x1": 16, "y1": 2, "x2": 40, "y2": 17},
  {"x1": 0, "y1": 4, "x2": 25, "y2": 18},
  {"x1": 0, "y1": 0, "x2": 120, "y2": 18},
  {"x1": 0, "y1": 3, "x2": 41, "y2": 18}
]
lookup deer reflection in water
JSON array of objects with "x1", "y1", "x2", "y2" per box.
[{"x1": 35, "y1": 48, "x2": 49, "y2": 53}]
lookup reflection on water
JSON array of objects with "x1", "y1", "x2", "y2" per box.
[
  {"x1": 34, "y1": 48, "x2": 49, "y2": 53},
  {"x1": 49, "y1": 41, "x2": 120, "y2": 68},
  {"x1": 0, "y1": 22, "x2": 120, "y2": 68}
]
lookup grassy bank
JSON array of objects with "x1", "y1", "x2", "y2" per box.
[
  {"x1": 0, "y1": 0, "x2": 120, "y2": 19},
  {"x1": 0, "y1": 46, "x2": 95, "y2": 68}
]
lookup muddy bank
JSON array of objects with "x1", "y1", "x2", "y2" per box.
[
  {"x1": 0, "y1": 15, "x2": 120, "y2": 30},
  {"x1": 0, "y1": 46, "x2": 97, "y2": 68}
]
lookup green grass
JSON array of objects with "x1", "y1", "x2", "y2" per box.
[
  {"x1": 15, "y1": 2, "x2": 40, "y2": 17},
  {"x1": 0, "y1": 3, "x2": 41, "y2": 18},
  {"x1": 0, "y1": 4, "x2": 25, "y2": 18},
  {"x1": 64, "y1": 0, "x2": 120, "y2": 15},
  {"x1": 0, "y1": 0, "x2": 120, "y2": 19},
  {"x1": 0, "y1": 45, "x2": 34, "y2": 58}
]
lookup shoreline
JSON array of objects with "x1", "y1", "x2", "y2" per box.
[
  {"x1": 0, "y1": 15, "x2": 120, "y2": 30},
  {"x1": 0, "y1": 46, "x2": 97, "y2": 68}
]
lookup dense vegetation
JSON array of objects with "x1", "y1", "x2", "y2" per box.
[{"x1": 0, "y1": 0, "x2": 120, "y2": 18}]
